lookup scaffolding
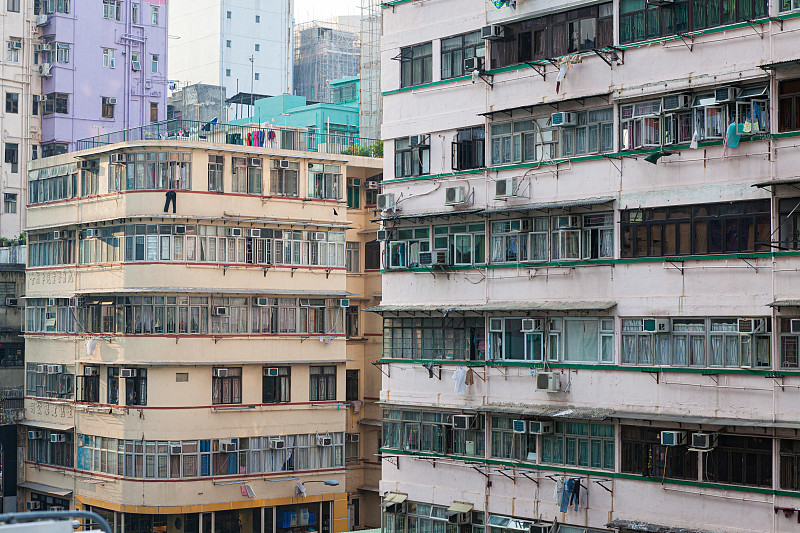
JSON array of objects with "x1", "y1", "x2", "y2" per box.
[
  {"x1": 359, "y1": 0, "x2": 382, "y2": 140},
  {"x1": 293, "y1": 18, "x2": 361, "y2": 104}
]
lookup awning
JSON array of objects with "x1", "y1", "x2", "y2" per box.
[
  {"x1": 375, "y1": 208, "x2": 483, "y2": 223},
  {"x1": 19, "y1": 420, "x2": 74, "y2": 431},
  {"x1": 72, "y1": 288, "x2": 353, "y2": 297},
  {"x1": 357, "y1": 228, "x2": 379, "y2": 235},
  {"x1": 358, "y1": 485, "x2": 380, "y2": 492},
  {"x1": 607, "y1": 519, "x2": 723, "y2": 533},
  {"x1": 483, "y1": 197, "x2": 615, "y2": 215},
  {"x1": 477, "y1": 404, "x2": 613, "y2": 421},
  {"x1": 19, "y1": 481, "x2": 72, "y2": 497},
  {"x1": 446, "y1": 502, "x2": 475, "y2": 515},
  {"x1": 359, "y1": 418, "x2": 383, "y2": 427},
  {"x1": 768, "y1": 299, "x2": 800, "y2": 308},
  {"x1": 752, "y1": 177, "x2": 800, "y2": 188},
  {"x1": 366, "y1": 300, "x2": 617, "y2": 315},
  {"x1": 613, "y1": 411, "x2": 800, "y2": 430},
  {"x1": 759, "y1": 59, "x2": 800, "y2": 71},
  {"x1": 479, "y1": 93, "x2": 611, "y2": 118},
  {"x1": 381, "y1": 493, "x2": 408, "y2": 507}
]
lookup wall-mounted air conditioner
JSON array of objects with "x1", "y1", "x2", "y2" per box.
[
  {"x1": 691, "y1": 432, "x2": 718, "y2": 450},
  {"x1": 738, "y1": 318, "x2": 766, "y2": 334},
  {"x1": 464, "y1": 57, "x2": 484, "y2": 72},
  {"x1": 221, "y1": 441, "x2": 238, "y2": 453},
  {"x1": 452, "y1": 414, "x2": 474, "y2": 430},
  {"x1": 662, "y1": 94, "x2": 691, "y2": 111},
  {"x1": 269, "y1": 438, "x2": 286, "y2": 449},
  {"x1": 791, "y1": 319, "x2": 800, "y2": 334},
  {"x1": 347, "y1": 433, "x2": 360, "y2": 442},
  {"x1": 445, "y1": 186, "x2": 467, "y2": 205},
  {"x1": 36, "y1": 14, "x2": 49, "y2": 26},
  {"x1": 249, "y1": 158, "x2": 262, "y2": 167},
  {"x1": 279, "y1": 159, "x2": 290, "y2": 168},
  {"x1": 39, "y1": 63, "x2": 52, "y2": 77},
  {"x1": 521, "y1": 319, "x2": 543, "y2": 332},
  {"x1": 264, "y1": 367, "x2": 279, "y2": 376},
  {"x1": 555, "y1": 215, "x2": 581, "y2": 228},
  {"x1": 213, "y1": 368, "x2": 229, "y2": 378},
  {"x1": 339, "y1": 299, "x2": 350, "y2": 308},
  {"x1": 27, "y1": 431, "x2": 43, "y2": 440},
  {"x1": 5, "y1": 298, "x2": 17, "y2": 307},
  {"x1": 377, "y1": 193, "x2": 395, "y2": 211},
  {"x1": 418, "y1": 250, "x2": 449, "y2": 266},
  {"x1": 377, "y1": 229, "x2": 394, "y2": 241},
  {"x1": 659, "y1": 430, "x2": 687, "y2": 446},
  {"x1": 529, "y1": 421, "x2": 554, "y2": 434},
  {"x1": 481, "y1": 25, "x2": 505, "y2": 40},
  {"x1": 551, "y1": 112, "x2": 576, "y2": 127},
  {"x1": 715, "y1": 87, "x2": 737, "y2": 103},
  {"x1": 643, "y1": 318, "x2": 671, "y2": 332},
  {"x1": 512, "y1": 420, "x2": 527, "y2": 433},
  {"x1": 316, "y1": 435, "x2": 333, "y2": 447},
  {"x1": 26, "y1": 501, "x2": 42, "y2": 511},
  {"x1": 212, "y1": 306, "x2": 229, "y2": 316},
  {"x1": 494, "y1": 177, "x2": 518, "y2": 199},
  {"x1": 535, "y1": 372, "x2": 560, "y2": 392},
  {"x1": 111, "y1": 153, "x2": 126, "y2": 163},
  {"x1": 50, "y1": 433, "x2": 66, "y2": 443},
  {"x1": 120, "y1": 368, "x2": 134, "y2": 378}
]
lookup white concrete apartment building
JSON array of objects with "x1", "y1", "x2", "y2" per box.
[
  {"x1": 169, "y1": 0, "x2": 293, "y2": 104},
  {"x1": 374, "y1": 0, "x2": 800, "y2": 533},
  {"x1": 1, "y1": 0, "x2": 40, "y2": 239}
]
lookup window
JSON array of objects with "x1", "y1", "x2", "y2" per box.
[
  {"x1": 365, "y1": 240, "x2": 380, "y2": 270},
  {"x1": 621, "y1": 200, "x2": 771, "y2": 257},
  {"x1": 441, "y1": 31, "x2": 484, "y2": 80},
  {"x1": 108, "y1": 367, "x2": 119, "y2": 404},
  {"x1": 151, "y1": 5, "x2": 158, "y2": 24},
  {"x1": 452, "y1": 127, "x2": 485, "y2": 170},
  {"x1": 0, "y1": 343, "x2": 22, "y2": 366},
  {"x1": 779, "y1": 79, "x2": 800, "y2": 132},
  {"x1": 3, "y1": 193, "x2": 16, "y2": 213},
  {"x1": 150, "y1": 102, "x2": 158, "y2": 123},
  {"x1": 5, "y1": 92, "x2": 18, "y2": 114},
  {"x1": 42, "y1": 0, "x2": 70, "y2": 14},
  {"x1": 433, "y1": 222, "x2": 486, "y2": 266},
  {"x1": 212, "y1": 367, "x2": 242, "y2": 404},
  {"x1": 27, "y1": 428, "x2": 73, "y2": 468},
  {"x1": 560, "y1": 108, "x2": 613, "y2": 156},
  {"x1": 541, "y1": 421, "x2": 614, "y2": 470},
  {"x1": 226, "y1": 10, "x2": 231, "y2": 18},
  {"x1": 131, "y1": 3, "x2": 138, "y2": 23},
  {"x1": 621, "y1": 426, "x2": 696, "y2": 479},
  {"x1": 41, "y1": 92, "x2": 69, "y2": 115},
  {"x1": 254, "y1": 72, "x2": 260, "y2": 80},
  {"x1": 347, "y1": 178, "x2": 360, "y2": 208},
  {"x1": 7, "y1": 0, "x2": 20, "y2": 12},
  {"x1": 395, "y1": 137, "x2": 430, "y2": 177},
  {"x1": 490, "y1": 317, "x2": 613, "y2": 363},
  {"x1": 308, "y1": 163, "x2": 341, "y2": 199},
  {"x1": 400, "y1": 42, "x2": 432, "y2": 88},
  {"x1": 26, "y1": 363, "x2": 74, "y2": 399},
  {"x1": 382, "y1": 408, "x2": 485, "y2": 457},
  {"x1": 262, "y1": 366, "x2": 290, "y2": 403},
  {"x1": 56, "y1": 43, "x2": 69, "y2": 63},
  {"x1": 225, "y1": 68, "x2": 231, "y2": 77},
  {"x1": 255, "y1": 44, "x2": 260, "y2": 51},
  {"x1": 490, "y1": 4, "x2": 612, "y2": 69},
  {"x1": 491, "y1": 417, "x2": 537, "y2": 461},
  {"x1": 490, "y1": 118, "x2": 556, "y2": 165},
  {"x1": 103, "y1": 0, "x2": 121, "y2": 20},
  {"x1": 4, "y1": 143, "x2": 18, "y2": 174},
  {"x1": 704, "y1": 435, "x2": 772, "y2": 487},
  {"x1": 6, "y1": 39, "x2": 21, "y2": 62},
  {"x1": 226, "y1": 39, "x2": 231, "y2": 48},
  {"x1": 255, "y1": 15, "x2": 260, "y2": 22},
  {"x1": 41, "y1": 143, "x2": 68, "y2": 157},
  {"x1": 102, "y1": 96, "x2": 115, "y2": 118},
  {"x1": 346, "y1": 242, "x2": 360, "y2": 272},
  {"x1": 619, "y1": 0, "x2": 765, "y2": 43},
  {"x1": 780, "y1": 318, "x2": 800, "y2": 368},
  {"x1": 131, "y1": 52, "x2": 141, "y2": 71},
  {"x1": 102, "y1": 48, "x2": 116, "y2": 68},
  {"x1": 81, "y1": 161, "x2": 100, "y2": 196},
  {"x1": 269, "y1": 159, "x2": 299, "y2": 196},
  {"x1": 619, "y1": 100, "x2": 662, "y2": 150},
  {"x1": 346, "y1": 306, "x2": 359, "y2": 337},
  {"x1": 78, "y1": 367, "x2": 100, "y2": 402},
  {"x1": 781, "y1": 440, "x2": 800, "y2": 488},
  {"x1": 150, "y1": 54, "x2": 158, "y2": 74},
  {"x1": 310, "y1": 366, "x2": 336, "y2": 401},
  {"x1": 125, "y1": 368, "x2": 147, "y2": 406},
  {"x1": 387, "y1": 227, "x2": 430, "y2": 268},
  {"x1": 383, "y1": 317, "x2": 486, "y2": 360},
  {"x1": 345, "y1": 435, "x2": 359, "y2": 462},
  {"x1": 208, "y1": 155, "x2": 223, "y2": 192},
  {"x1": 345, "y1": 370, "x2": 359, "y2": 402},
  {"x1": 734, "y1": 85, "x2": 769, "y2": 134}
]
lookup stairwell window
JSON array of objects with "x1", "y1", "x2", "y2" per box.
[
  {"x1": 151, "y1": 6, "x2": 158, "y2": 25},
  {"x1": 150, "y1": 54, "x2": 159, "y2": 74},
  {"x1": 131, "y1": 3, "x2": 139, "y2": 23},
  {"x1": 400, "y1": 42, "x2": 432, "y2": 88},
  {"x1": 3, "y1": 193, "x2": 16, "y2": 213}
]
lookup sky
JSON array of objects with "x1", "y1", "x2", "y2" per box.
[{"x1": 294, "y1": 0, "x2": 363, "y2": 24}]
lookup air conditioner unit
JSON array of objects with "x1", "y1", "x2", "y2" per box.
[
  {"x1": 481, "y1": 24, "x2": 505, "y2": 40},
  {"x1": 39, "y1": 63, "x2": 52, "y2": 77},
  {"x1": 377, "y1": 193, "x2": 395, "y2": 211},
  {"x1": 255, "y1": 297, "x2": 271, "y2": 307},
  {"x1": 448, "y1": 512, "x2": 471, "y2": 525},
  {"x1": 408, "y1": 135, "x2": 429, "y2": 147},
  {"x1": 229, "y1": 228, "x2": 242, "y2": 237},
  {"x1": 495, "y1": 177, "x2": 518, "y2": 198},
  {"x1": 643, "y1": 318, "x2": 671, "y2": 332},
  {"x1": 107, "y1": 97, "x2": 117, "y2": 105},
  {"x1": 174, "y1": 225, "x2": 186, "y2": 234},
  {"x1": 249, "y1": 158, "x2": 262, "y2": 166},
  {"x1": 279, "y1": 159, "x2": 290, "y2": 168},
  {"x1": 528, "y1": 421, "x2": 554, "y2": 435},
  {"x1": 83, "y1": 229, "x2": 97, "y2": 238},
  {"x1": 269, "y1": 438, "x2": 286, "y2": 449},
  {"x1": 555, "y1": 215, "x2": 581, "y2": 228},
  {"x1": 347, "y1": 433, "x2": 360, "y2": 442},
  {"x1": 247, "y1": 228, "x2": 261, "y2": 237},
  {"x1": 213, "y1": 368, "x2": 229, "y2": 378},
  {"x1": 418, "y1": 250, "x2": 449, "y2": 266},
  {"x1": 376, "y1": 229, "x2": 393, "y2": 241},
  {"x1": 715, "y1": 87, "x2": 737, "y2": 103},
  {"x1": 512, "y1": 420, "x2": 527, "y2": 433},
  {"x1": 36, "y1": 14, "x2": 49, "y2": 26},
  {"x1": 316, "y1": 435, "x2": 333, "y2": 447},
  {"x1": 551, "y1": 112, "x2": 577, "y2": 127},
  {"x1": 27, "y1": 431, "x2": 43, "y2": 440},
  {"x1": 264, "y1": 367, "x2": 279, "y2": 376},
  {"x1": 26, "y1": 501, "x2": 42, "y2": 511},
  {"x1": 791, "y1": 319, "x2": 800, "y2": 334},
  {"x1": 366, "y1": 181, "x2": 380, "y2": 190},
  {"x1": 445, "y1": 186, "x2": 467, "y2": 205},
  {"x1": 50, "y1": 433, "x2": 66, "y2": 443},
  {"x1": 47, "y1": 365, "x2": 62, "y2": 374},
  {"x1": 47, "y1": 299, "x2": 57, "y2": 307},
  {"x1": 535, "y1": 372, "x2": 560, "y2": 392},
  {"x1": 691, "y1": 432, "x2": 718, "y2": 450},
  {"x1": 212, "y1": 307, "x2": 229, "y2": 317},
  {"x1": 36, "y1": 364, "x2": 45, "y2": 373},
  {"x1": 662, "y1": 94, "x2": 691, "y2": 111},
  {"x1": 452, "y1": 414, "x2": 474, "y2": 430},
  {"x1": 221, "y1": 441, "x2": 238, "y2": 453},
  {"x1": 170, "y1": 444, "x2": 182, "y2": 454},
  {"x1": 5, "y1": 298, "x2": 17, "y2": 307},
  {"x1": 313, "y1": 231, "x2": 327, "y2": 240},
  {"x1": 120, "y1": 368, "x2": 134, "y2": 378},
  {"x1": 11, "y1": 41, "x2": 22, "y2": 50},
  {"x1": 464, "y1": 56, "x2": 484, "y2": 73},
  {"x1": 77, "y1": 160, "x2": 90, "y2": 169},
  {"x1": 84, "y1": 367, "x2": 98, "y2": 376},
  {"x1": 340, "y1": 299, "x2": 350, "y2": 308},
  {"x1": 53, "y1": 230, "x2": 63, "y2": 239},
  {"x1": 659, "y1": 430, "x2": 687, "y2": 446},
  {"x1": 131, "y1": 60, "x2": 141, "y2": 71},
  {"x1": 521, "y1": 318, "x2": 543, "y2": 332},
  {"x1": 111, "y1": 153, "x2": 126, "y2": 163}
]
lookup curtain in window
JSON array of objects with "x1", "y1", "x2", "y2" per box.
[
  {"x1": 565, "y1": 319, "x2": 599, "y2": 361},
  {"x1": 622, "y1": 335, "x2": 636, "y2": 364},
  {"x1": 673, "y1": 336, "x2": 687, "y2": 365}
]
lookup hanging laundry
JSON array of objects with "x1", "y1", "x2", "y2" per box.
[
  {"x1": 689, "y1": 128, "x2": 699, "y2": 150},
  {"x1": 559, "y1": 478, "x2": 574, "y2": 512},
  {"x1": 465, "y1": 368, "x2": 475, "y2": 386},
  {"x1": 554, "y1": 477, "x2": 564, "y2": 505},
  {"x1": 568, "y1": 478, "x2": 581, "y2": 510},
  {"x1": 452, "y1": 367, "x2": 467, "y2": 394},
  {"x1": 423, "y1": 362, "x2": 436, "y2": 379},
  {"x1": 86, "y1": 338, "x2": 98, "y2": 356},
  {"x1": 555, "y1": 54, "x2": 581, "y2": 94},
  {"x1": 555, "y1": 64, "x2": 569, "y2": 94}
]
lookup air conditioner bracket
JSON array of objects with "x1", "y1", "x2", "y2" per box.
[
  {"x1": 591, "y1": 48, "x2": 623, "y2": 68},
  {"x1": 372, "y1": 360, "x2": 391, "y2": 378},
  {"x1": 743, "y1": 19, "x2": 765, "y2": 38},
  {"x1": 524, "y1": 62, "x2": 546, "y2": 80},
  {"x1": 766, "y1": 373, "x2": 785, "y2": 391}
]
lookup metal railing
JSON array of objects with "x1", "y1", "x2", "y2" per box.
[{"x1": 77, "y1": 119, "x2": 383, "y2": 157}]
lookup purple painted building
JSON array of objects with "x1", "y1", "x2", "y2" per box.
[{"x1": 38, "y1": 0, "x2": 168, "y2": 156}]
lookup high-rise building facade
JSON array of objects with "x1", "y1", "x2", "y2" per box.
[
  {"x1": 375, "y1": 1, "x2": 800, "y2": 533},
  {"x1": 21, "y1": 120, "x2": 381, "y2": 530},
  {"x1": 293, "y1": 19, "x2": 360, "y2": 104},
  {"x1": 37, "y1": 0, "x2": 168, "y2": 155},
  {"x1": 169, "y1": 0, "x2": 293, "y2": 102}
]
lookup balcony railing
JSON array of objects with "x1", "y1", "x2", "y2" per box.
[
  {"x1": 0, "y1": 245, "x2": 25, "y2": 265},
  {"x1": 76, "y1": 119, "x2": 383, "y2": 157}
]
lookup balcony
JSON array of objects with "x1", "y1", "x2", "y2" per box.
[
  {"x1": 76, "y1": 119, "x2": 383, "y2": 158},
  {"x1": 0, "y1": 245, "x2": 26, "y2": 269}
]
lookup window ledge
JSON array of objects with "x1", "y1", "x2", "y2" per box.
[
  {"x1": 347, "y1": 336, "x2": 368, "y2": 341},
  {"x1": 211, "y1": 405, "x2": 254, "y2": 411}
]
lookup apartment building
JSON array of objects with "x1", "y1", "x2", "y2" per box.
[
  {"x1": 293, "y1": 19, "x2": 361, "y2": 104},
  {"x1": 376, "y1": 0, "x2": 800, "y2": 533},
  {"x1": 169, "y1": 0, "x2": 293, "y2": 100},
  {"x1": 37, "y1": 0, "x2": 168, "y2": 155},
  {"x1": 21, "y1": 120, "x2": 382, "y2": 532},
  {"x1": 1, "y1": 0, "x2": 40, "y2": 239}
]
